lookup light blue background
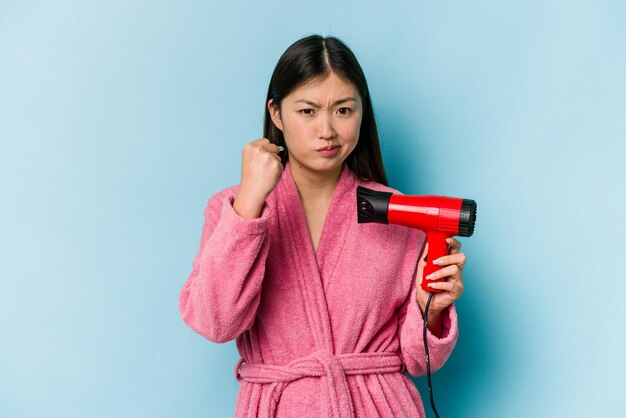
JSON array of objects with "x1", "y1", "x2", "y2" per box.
[{"x1": 1, "y1": 1, "x2": 625, "y2": 417}]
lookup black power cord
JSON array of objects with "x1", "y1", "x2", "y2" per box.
[{"x1": 422, "y1": 291, "x2": 440, "y2": 418}]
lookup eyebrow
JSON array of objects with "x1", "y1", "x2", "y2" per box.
[{"x1": 294, "y1": 97, "x2": 358, "y2": 107}]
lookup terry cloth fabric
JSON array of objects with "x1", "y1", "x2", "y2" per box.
[{"x1": 179, "y1": 160, "x2": 458, "y2": 417}]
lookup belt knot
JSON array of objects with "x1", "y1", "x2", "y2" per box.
[{"x1": 235, "y1": 351, "x2": 404, "y2": 418}]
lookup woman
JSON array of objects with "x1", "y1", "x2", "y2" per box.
[{"x1": 179, "y1": 34, "x2": 466, "y2": 417}]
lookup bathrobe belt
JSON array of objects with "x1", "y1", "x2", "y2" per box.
[{"x1": 235, "y1": 350, "x2": 405, "y2": 418}]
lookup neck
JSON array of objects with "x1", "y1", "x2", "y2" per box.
[{"x1": 289, "y1": 161, "x2": 343, "y2": 204}]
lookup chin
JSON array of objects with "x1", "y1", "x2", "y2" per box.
[{"x1": 291, "y1": 157, "x2": 343, "y2": 173}]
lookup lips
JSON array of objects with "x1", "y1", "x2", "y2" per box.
[{"x1": 317, "y1": 144, "x2": 339, "y2": 151}]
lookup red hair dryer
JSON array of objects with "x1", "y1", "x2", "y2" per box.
[{"x1": 357, "y1": 186, "x2": 477, "y2": 293}]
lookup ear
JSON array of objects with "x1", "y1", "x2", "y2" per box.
[{"x1": 267, "y1": 99, "x2": 284, "y2": 132}]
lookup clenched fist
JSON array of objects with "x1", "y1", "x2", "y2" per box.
[{"x1": 233, "y1": 138, "x2": 284, "y2": 218}]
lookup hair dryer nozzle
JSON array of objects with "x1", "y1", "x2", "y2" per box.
[
  {"x1": 459, "y1": 199, "x2": 477, "y2": 237},
  {"x1": 357, "y1": 186, "x2": 392, "y2": 224}
]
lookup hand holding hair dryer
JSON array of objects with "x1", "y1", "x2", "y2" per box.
[{"x1": 357, "y1": 186, "x2": 477, "y2": 293}]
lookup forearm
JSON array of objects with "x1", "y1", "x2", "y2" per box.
[{"x1": 179, "y1": 193, "x2": 270, "y2": 343}]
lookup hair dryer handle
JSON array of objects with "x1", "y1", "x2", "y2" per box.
[{"x1": 422, "y1": 231, "x2": 452, "y2": 293}]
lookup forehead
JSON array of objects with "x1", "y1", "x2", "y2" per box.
[{"x1": 288, "y1": 72, "x2": 360, "y2": 101}]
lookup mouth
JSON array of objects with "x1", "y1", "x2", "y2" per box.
[{"x1": 316, "y1": 144, "x2": 339, "y2": 151}]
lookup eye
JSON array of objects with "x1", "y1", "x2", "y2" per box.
[
  {"x1": 337, "y1": 107, "x2": 352, "y2": 116},
  {"x1": 299, "y1": 109, "x2": 314, "y2": 115}
]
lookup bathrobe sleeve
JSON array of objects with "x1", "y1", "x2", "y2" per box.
[
  {"x1": 397, "y1": 243, "x2": 459, "y2": 376},
  {"x1": 179, "y1": 188, "x2": 271, "y2": 343}
]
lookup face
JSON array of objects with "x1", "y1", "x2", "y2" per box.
[{"x1": 268, "y1": 71, "x2": 363, "y2": 178}]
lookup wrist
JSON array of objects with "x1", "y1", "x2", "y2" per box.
[
  {"x1": 424, "y1": 306, "x2": 444, "y2": 338},
  {"x1": 233, "y1": 191, "x2": 265, "y2": 219},
  {"x1": 425, "y1": 306, "x2": 442, "y2": 320},
  {"x1": 416, "y1": 296, "x2": 445, "y2": 329}
]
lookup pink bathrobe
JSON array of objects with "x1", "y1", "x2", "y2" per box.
[{"x1": 179, "y1": 160, "x2": 458, "y2": 417}]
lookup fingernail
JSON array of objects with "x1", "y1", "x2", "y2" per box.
[
  {"x1": 276, "y1": 146, "x2": 284, "y2": 152},
  {"x1": 433, "y1": 258, "x2": 444, "y2": 265},
  {"x1": 426, "y1": 273, "x2": 435, "y2": 280}
]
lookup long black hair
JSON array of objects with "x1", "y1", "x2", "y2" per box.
[{"x1": 263, "y1": 34, "x2": 388, "y2": 186}]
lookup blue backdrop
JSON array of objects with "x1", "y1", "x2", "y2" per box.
[{"x1": 1, "y1": 1, "x2": 625, "y2": 417}]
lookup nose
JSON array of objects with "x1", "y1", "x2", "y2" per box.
[{"x1": 317, "y1": 113, "x2": 336, "y2": 140}]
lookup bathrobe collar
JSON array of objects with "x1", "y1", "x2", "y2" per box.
[
  {"x1": 280, "y1": 159, "x2": 356, "y2": 265},
  {"x1": 275, "y1": 159, "x2": 357, "y2": 352}
]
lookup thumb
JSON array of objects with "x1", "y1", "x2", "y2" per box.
[
  {"x1": 418, "y1": 242, "x2": 428, "y2": 272},
  {"x1": 414, "y1": 242, "x2": 430, "y2": 312},
  {"x1": 415, "y1": 242, "x2": 428, "y2": 288}
]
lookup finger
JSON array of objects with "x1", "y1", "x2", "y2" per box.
[
  {"x1": 263, "y1": 141, "x2": 284, "y2": 153},
  {"x1": 433, "y1": 253, "x2": 466, "y2": 269},
  {"x1": 270, "y1": 152, "x2": 282, "y2": 163},
  {"x1": 425, "y1": 264, "x2": 460, "y2": 281},
  {"x1": 260, "y1": 141, "x2": 283, "y2": 154},
  {"x1": 254, "y1": 141, "x2": 282, "y2": 164},
  {"x1": 446, "y1": 237, "x2": 462, "y2": 255},
  {"x1": 426, "y1": 281, "x2": 455, "y2": 293},
  {"x1": 428, "y1": 281, "x2": 463, "y2": 301},
  {"x1": 270, "y1": 144, "x2": 285, "y2": 155}
]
